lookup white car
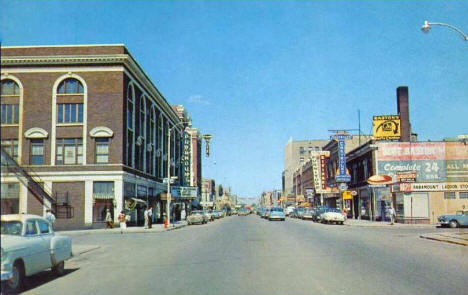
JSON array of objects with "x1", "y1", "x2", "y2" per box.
[
  {"x1": 320, "y1": 209, "x2": 345, "y2": 225},
  {"x1": 1, "y1": 214, "x2": 73, "y2": 292},
  {"x1": 285, "y1": 206, "x2": 295, "y2": 216}
]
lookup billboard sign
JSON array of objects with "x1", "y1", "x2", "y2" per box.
[
  {"x1": 331, "y1": 133, "x2": 352, "y2": 183},
  {"x1": 373, "y1": 115, "x2": 401, "y2": 140},
  {"x1": 377, "y1": 142, "x2": 468, "y2": 182}
]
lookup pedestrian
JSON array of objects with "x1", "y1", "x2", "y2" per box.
[
  {"x1": 44, "y1": 209, "x2": 56, "y2": 227},
  {"x1": 148, "y1": 207, "x2": 153, "y2": 229},
  {"x1": 388, "y1": 206, "x2": 395, "y2": 225},
  {"x1": 105, "y1": 209, "x2": 113, "y2": 229},
  {"x1": 342, "y1": 207, "x2": 348, "y2": 221},
  {"x1": 118, "y1": 210, "x2": 127, "y2": 234},
  {"x1": 144, "y1": 207, "x2": 149, "y2": 229}
]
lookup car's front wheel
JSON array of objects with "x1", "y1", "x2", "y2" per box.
[
  {"x1": 449, "y1": 220, "x2": 459, "y2": 228},
  {"x1": 7, "y1": 260, "x2": 25, "y2": 292},
  {"x1": 52, "y1": 261, "x2": 65, "y2": 276}
]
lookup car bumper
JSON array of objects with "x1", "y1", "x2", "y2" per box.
[
  {"x1": 436, "y1": 221, "x2": 449, "y2": 226},
  {"x1": 269, "y1": 216, "x2": 285, "y2": 220}
]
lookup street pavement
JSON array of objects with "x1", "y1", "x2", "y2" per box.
[{"x1": 17, "y1": 215, "x2": 468, "y2": 295}]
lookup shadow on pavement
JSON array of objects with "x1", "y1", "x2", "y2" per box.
[{"x1": 1, "y1": 268, "x2": 79, "y2": 295}]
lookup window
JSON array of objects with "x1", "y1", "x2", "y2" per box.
[
  {"x1": 126, "y1": 84, "x2": 135, "y2": 167},
  {"x1": 93, "y1": 182, "x2": 114, "y2": 199},
  {"x1": 30, "y1": 139, "x2": 44, "y2": 165},
  {"x1": 57, "y1": 78, "x2": 84, "y2": 94},
  {"x1": 459, "y1": 192, "x2": 468, "y2": 199},
  {"x1": 1, "y1": 104, "x2": 19, "y2": 124},
  {"x1": 1, "y1": 80, "x2": 20, "y2": 95},
  {"x1": 299, "y1": 147, "x2": 305, "y2": 154},
  {"x1": 56, "y1": 138, "x2": 83, "y2": 165},
  {"x1": 444, "y1": 192, "x2": 456, "y2": 199},
  {"x1": 57, "y1": 103, "x2": 83, "y2": 123},
  {"x1": 95, "y1": 138, "x2": 110, "y2": 163},
  {"x1": 37, "y1": 220, "x2": 50, "y2": 234},
  {"x1": 1, "y1": 140, "x2": 19, "y2": 161},
  {"x1": 25, "y1": 220, "x2": 38, "y2": 235},
  {"x1": 1, "y1": 183, "x2": 20, "y2": 214}
]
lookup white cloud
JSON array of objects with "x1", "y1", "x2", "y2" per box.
[{"x1": 188, "y1": 95, "x2": 211, "y2": 105}]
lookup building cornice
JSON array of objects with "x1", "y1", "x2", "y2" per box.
[{"x1": 1, "y1": 53, "x2": 181, "y2": 124}]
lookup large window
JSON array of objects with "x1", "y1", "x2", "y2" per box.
[
  {"x1": 1, "y1": 104, "x2": 19, "y2": 124},
  {"x1": 1, "y1": 80, "x2": 20, "y2": 95},
  {"x1": 95, "y1": 138, "x2": 110, "y2": 163},
  {"x1": 444, "y1": 192, "x2": 456, "y2": 199},
  {"x1": 56, "y1": 138, "x2": 83, "y2": 165},
  {"x1": 57, "y1": 78, "x2": 84, "y2": 94},
  {"x1": 460, "y1": 192, "x2": 468, "y2": 199},
  {"x1": 30, "y1": 139, "x2": 44, "y2": 165},
  {"x1": 57, "y1": 103, "x2": 83, "y2": 124},
  {"x1": 1, "y1": 140, "x2": 19, "y2": 161},
  {"x1": 126, "y1": 84, "x2": 135, "y2": 167}
]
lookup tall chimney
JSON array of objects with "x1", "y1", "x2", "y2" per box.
[{"x1": 397, "y1": 86, "x2": 411, "y2": 142}]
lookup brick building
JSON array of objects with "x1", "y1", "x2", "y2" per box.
[{"x1": 1, "y1": 44, "x2": 197, "y2": 229}]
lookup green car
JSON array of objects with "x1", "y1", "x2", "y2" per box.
[{"x1": 437, "y1": 210, "x2": 468, "y2": 228}]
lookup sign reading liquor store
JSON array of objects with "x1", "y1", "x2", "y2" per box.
[{"x1": 400, "y1": 182, "x2": 468, "y2": 192}]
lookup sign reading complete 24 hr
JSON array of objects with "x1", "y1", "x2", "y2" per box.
[{"x1": 377, "y1": 142, "x2": 468, "y2": 182}]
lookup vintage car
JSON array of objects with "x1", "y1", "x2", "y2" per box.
[
  {"x1": 321, "y1": 208, "x2": 345, "y2": 225},
  {"x1": 187, "y1": 211, "x2": 207, "y2": 225},
  {"x1": 301, "y1": 209, "x2": 315, "y2": 220},
  {"x1": 268, "y1": 207, "x2": 285, "y2": 221},
  {"x1": 1, "y1": 214, "x2": 73, "y2": 292},
  {"x1": 437, "y1": 210, "x2": 468, "y2": 228}
]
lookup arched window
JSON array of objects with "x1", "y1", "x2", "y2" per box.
[
  {"x1": 1, "y1": 79, "x2": 20, "y2": 95},
  {"x1": 157, "y1": 113, "x2": 163, "y2": 179},
  {"x1": 126, "y1": 84, "x2": 135, "y2": 167},
  {"x1": 1, "y1": 80, "x2": 20, "y2": 125},
  {"x1": 57, "y1": 78, "x2": 84, "y2": 94},
  {"x1": 147, "y1": 105, "x2": 156, "y2": 175}
]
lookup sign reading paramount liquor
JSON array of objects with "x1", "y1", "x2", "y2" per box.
[
  {"x1": 377, "y1": 142, "x2": 468, "y2": 182},
  {"x1": 373, "y1": 115, "x2": 401, "y2": 140},
  {"x1": 401, "y1": 182, "x2": 468, "y2": 192}
]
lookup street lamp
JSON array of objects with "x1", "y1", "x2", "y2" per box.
[{"x1": 421, "y1": 20, "x2": 468, "y2": 42}]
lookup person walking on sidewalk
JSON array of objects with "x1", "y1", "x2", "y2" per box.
[
  {"x1": 105, "y1": 209, "x2": 113, "y2": 229},
  {"x1": 147, "y1": 207, "x2": 153, "y2": 229},
  {"x1": 388, "y1": 206, "x2": 395, "y2": 225},
  {"x1": 144, "y1": 207, "x2": 149, "y2": 229},
  {"x1": 118, "y1": 210, "x2": 127, "y2": 234}
]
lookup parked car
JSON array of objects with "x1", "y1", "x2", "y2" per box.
[
  {"x1": 191, "y1": 210, "x2": 209, "y2": 224},
  {"x1": 212, "y1": 210, "x2": 224, "y2": 219},
  {"x1": 285, "y1": 206, "x2": 295, "y2": 216},
  {"x1": 1, "y1": 214, "x2": 73, "y2": 292},
  {"x1": 295, "y1": 208, "x2": 306, "y2": 219},
  {"x1": 312, "y1": 206, "x2": 330, "y2": 222},
  {"x1": 268, "y1": 207, "x2": 285, "y2": 221},
  {"x1": 238, "y1": 208, "x2": 249, "y2": 216},
  {"x1": 289, "y1": 209, "x2": 298, "y2": 218},
  {"x1": 437, "y1": 210, "x2": 468, "y2": 228},
  {"x1": 203, "y1": 210, "x2": 215, "y2": 221},
  {"x1": 301, "y1": 208, "x2": 315, "y2": 220},
  {"x1": 187, "y1": 211, "x2": 206, "y2": 225},
  {"x1": 321, "y1": 208, "x2": 345, "y2": 225}
]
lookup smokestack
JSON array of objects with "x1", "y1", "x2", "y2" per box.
[{"x1": 396, "y1": 86, "x2": 411, "y2": 142}]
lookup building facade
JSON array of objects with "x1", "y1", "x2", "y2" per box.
[{"x1": 0, "y1": 44, "x2": 197, "y2": 229}]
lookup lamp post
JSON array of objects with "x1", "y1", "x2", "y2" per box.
[{"x1": 421, "y1": 21, "x2": 468, "y2": 42}]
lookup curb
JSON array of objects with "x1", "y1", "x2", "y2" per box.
[
  {"x1": 420, "y1": 235, "x2": 468, "y2": 246},
  {"x1": 166, "y1": 224, "x2": 187, "y2": 231}
]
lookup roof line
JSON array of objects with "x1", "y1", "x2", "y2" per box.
[{"x1": 1, "y1": 44, "x2": 126, "y2": 49}]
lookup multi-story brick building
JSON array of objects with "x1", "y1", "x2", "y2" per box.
[{"x1": 0, "y1": 44, "x2": 198, "y2": 229}]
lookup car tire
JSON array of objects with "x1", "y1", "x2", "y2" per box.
[
  {"x1": 449, "y1": 220, "x2": 459, "y2": 228},
  {"x1": 52, "y1": 261, "x2": 65, "y2": 276},
  {"x1": 7, "y1": 260, "x2": 25, "y2": 293}
]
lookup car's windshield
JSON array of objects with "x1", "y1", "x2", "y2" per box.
[
  {"x1": 1, "y1": 221, "x2": 23, "y2": 236},
  {"x1": 271, "y1": 208, "x2": 283, "y2": 212}
]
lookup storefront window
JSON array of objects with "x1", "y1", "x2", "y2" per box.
[{"x1": 93, "y1": 200, "x2": 113, "y2": 222}]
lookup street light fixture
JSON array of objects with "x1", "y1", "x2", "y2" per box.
[{"x1": 421, "y1": 20, "x2": 468, "y2": 42}]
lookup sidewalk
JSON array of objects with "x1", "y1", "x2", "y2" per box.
[
  {"x1": 345, "y1": 219, "x2": 434, "y2": 228},
  {"x1": 58, "y1": 221, "x2": 188, "y2": 236},
  {"x1": 420, "y1": 232, "x2": 468, "y2": 246}
]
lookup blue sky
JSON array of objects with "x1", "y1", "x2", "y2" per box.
[{"x1": 1, "y1": 0, "x2": 467, "y2": 197}]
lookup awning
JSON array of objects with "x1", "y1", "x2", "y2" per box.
[{"x1": 93, "y1": 193, "x2": 114, "y2": 200}]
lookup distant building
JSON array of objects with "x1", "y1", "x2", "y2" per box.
[{"x1": 283, "y1": 139, "x2": 329, "y2": 198}]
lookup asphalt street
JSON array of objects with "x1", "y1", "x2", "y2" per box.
[{"x1": 18, "y1": 215, "x2": 468, "y2": 295}]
